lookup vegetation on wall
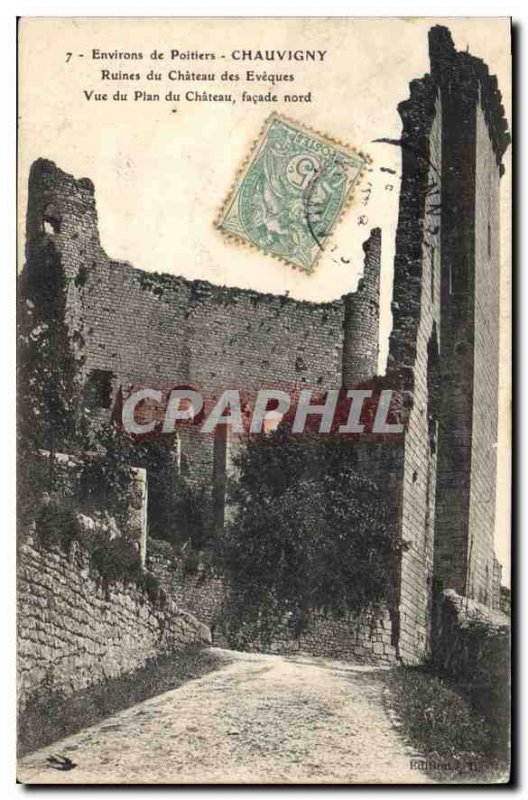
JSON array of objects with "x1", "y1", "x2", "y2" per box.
[
  {"x1": 18, "y1": 242, "x2": 81, "y2": 480},
  {"x1": 218, "y1": 427, "x2": 402, "y2": 649},
  {"x1": 129, "y1": 438, "x2": 214, "y2": 552},
  {"x1": 31, "y1": 482, "x2": 166, "y2": 606},
  {"x1": 17, "y1": 249, "x2": 166, "y2": 600}
]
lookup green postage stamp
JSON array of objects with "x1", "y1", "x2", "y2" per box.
[{"x1": 217, "y1": 114, "x2": 366, "y2": 272}]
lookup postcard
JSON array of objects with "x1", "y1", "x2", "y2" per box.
[{"x1": 17, "y1": 16, "x2": 511, "y2": 784}]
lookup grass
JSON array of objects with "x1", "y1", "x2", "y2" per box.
[
  {"x1": 18, "y1": 647, "x2": 229, "y2": 757},
  {"x1": 386, "y1": 666, "x2": 510, "y2": 783}
]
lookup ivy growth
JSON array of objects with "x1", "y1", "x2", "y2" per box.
[{"x1": 219, "y1": 428, "x2": 402, "y2": 649}]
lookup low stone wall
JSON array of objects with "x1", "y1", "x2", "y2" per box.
[
  {"x1": 36, "y1": 450, "x2": 148, "y2": 564},
  {"x1": 244, "y1": 606, "x2": 397, "y2": 664},
  {"x1": 18, "y1": 533, "x2": 211, "y2": 714},
  {"x1": 431, "y1": 589, "x2": 510, "y2": 742},
  {"x1": 148, "y1": 553, "x2": 229, "y2": 647},
  {"x1": 149, "y1": 550, "x2": 396, "y2": 664}
]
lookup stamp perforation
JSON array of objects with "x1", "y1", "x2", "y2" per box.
[{"x1": 215, "y1": 112, "x2": 371, "y2": 274}]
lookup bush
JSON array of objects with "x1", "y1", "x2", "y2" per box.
[
  {"x1": 172, "y1": 480, "x2": 213, "y2": 551},
  {"x1": 123, "y1": 438, "x2": 213, "y2": 551},
  {"x1": 148, "y1": 537, "x2": 176, "y2": 561},
  {"x1": 137, "y1": 571, "x2": 166, "y2": 607},
  {"x1": 219, "y1": 427, "x2": 400, "y2": 647},
  {"x1": 34, "y1": 493, "x2": 83, "y2": 552},
  {"x1": 78, "y1": 424, "x2": 135, "y2": 526},
  {"x1": 388, "y1": 666, "x2": 508, "y2": 780},
  {"x1": 431, "y1": 591, "x2": 510, "y2": 755},
  {"x1": 90, "y1": 535, "x2": 141, "y2": 584}
]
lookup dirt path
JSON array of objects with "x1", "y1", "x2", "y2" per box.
[{"x1": 18, "y1": 648, "x2": 432, "y2": 785}]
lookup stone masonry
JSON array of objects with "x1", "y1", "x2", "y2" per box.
[
  {"x1": 148, "y1": 551, "x2": 397, "y2": 664},
  {"x1": 17, "y1": 532, "x2": 211, "y2": 714},
  {"x1": 19, "y1": 26, "x2": 509, "y2": 666}
]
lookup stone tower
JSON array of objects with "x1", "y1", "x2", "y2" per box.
[
  {"x1": 429, "y1": 26, "x2": 510, "y2": 605},
  {"x1": 386, "y1": 25, "x2": 509, "y2": 662},
  {"x1": 342, "y1": 227, "x2": 381, "y2": 386}
]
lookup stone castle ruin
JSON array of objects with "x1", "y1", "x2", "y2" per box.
[{"x1": 19, "y1": 25, "x2": 509, "y2": 683}]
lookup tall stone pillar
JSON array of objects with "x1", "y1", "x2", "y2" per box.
[{"x1": 342, "y1": 228, "x2": 381, "y2": 387}]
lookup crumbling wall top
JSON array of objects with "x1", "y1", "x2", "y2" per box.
[{"x1": 428, "y1": 25, "x2": 510, "y2": 164}]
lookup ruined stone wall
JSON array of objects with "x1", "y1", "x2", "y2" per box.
[
  {"x1": 148, "y1": 554, "x2": 229, "y2": 646},
  {"x1": 386, "y1": 74, "x2": 442, "y2": 663},
  {"x1": 82, "y1": 265, "x2": 345, "y2": 487},
  {"x1": 343, "y1": 228, "x2": 381, "y2": 385},
  {"x1": 23, "y1": 159, "x2": 384, "y2": 490},
  {"x1": 431, "y1": 28, "x2": 508, "y2": 605},
  {"x1": 149, "y1": 553, "x2": 396, "y2": 664},
  {"x1": 250, "y1": 608, "x2": 396, "y2": 664},
  {"x1": 431, "y1": 589, "x2": 510, "y2": 743},
  {"x1": 433, "y1": 59, "x2": 479, "y2": 597},
  {"x1": 397, "y1": 97, "x2": 442, "y2": 663},
  {"x1": 17, "y1": 533, "x2": 211, "y2": 713},
  {"x1": 19, "y1": 25, "x2": 509, "y2": 669},
  {"x1": 467, "y1": 102, "x2": 502, "y2": 605},
  {"x1": 21, "y1": 159, "x2": 396, "y2": 665},
  {"x1": 387, "y1": 28, "x2": 509, "y2": 661}
]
